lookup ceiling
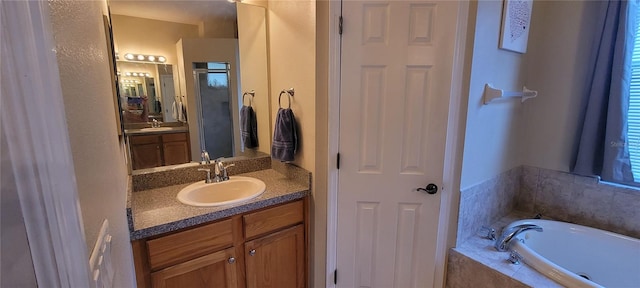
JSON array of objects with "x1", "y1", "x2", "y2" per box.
[{"x1": 108, "y1": 0, "x2": 237, "y2": 25}]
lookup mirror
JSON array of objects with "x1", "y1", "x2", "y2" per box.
[{"x1": 108, "y1": 0, "x2": 271, "y2": 170}]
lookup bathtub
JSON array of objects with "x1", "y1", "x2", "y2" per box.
[{"x1": 506, "y1": 219, "x2": 640, "y2": 288}]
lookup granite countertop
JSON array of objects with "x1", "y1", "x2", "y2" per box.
[
  {"x1": 128, "y1": 168, "x2": 310, "y2": 240},
  {"x1": 124, "y1": 126, "x2": 188, "y2": 136}
]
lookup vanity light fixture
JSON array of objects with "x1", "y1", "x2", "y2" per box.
[
  {"x1": 122, "y1": 53, "x2": 167, "y2": 64},
  {"x1": 123, "y1": 72, "x2": 151, "y2": 77}
]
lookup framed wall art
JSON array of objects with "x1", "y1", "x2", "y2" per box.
[{"x1": 499, "y1": 0, "x2": 533, "y2": 54}]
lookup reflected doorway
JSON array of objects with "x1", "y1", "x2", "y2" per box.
[{"x1": 194, "y1": 62, "x2": 233, "y2": 159}]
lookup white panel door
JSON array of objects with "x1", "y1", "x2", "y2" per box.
[{"x1": 336, "y1": 1, "x2": 459, "y2": 287}]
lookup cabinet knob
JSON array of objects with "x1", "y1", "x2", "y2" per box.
[
  {"x1": 249, "y1": 249, "x2": 256, "y2": 256},
  {"x1": 228, "y1": 257, "x2": 235, "y2": 264}
]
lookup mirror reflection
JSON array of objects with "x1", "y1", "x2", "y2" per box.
[{"x1": 108, "y1": 1, "x2": 271, "y2": 170}]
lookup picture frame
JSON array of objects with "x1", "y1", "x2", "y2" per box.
[{"x1": 499, "y1": 0, "x2": 533, "y2": 54}]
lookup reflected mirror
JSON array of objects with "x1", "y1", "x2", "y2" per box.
[{"x1": 108, "y1": 0, "x2": 271, "y2": 171}]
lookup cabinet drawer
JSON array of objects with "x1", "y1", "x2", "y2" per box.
[
  {"x1": 244, "y1": 200, "x2": 303, "y2": 239},
  {"x1": 130, "y1": 135, "x2": 161, "y2": 145},
  {"x1": 162, "y1": 132, "x2": 187, "y2": 142},
  {"x1": 147, "y1": 219, "x2": 234, "y2": 271}
]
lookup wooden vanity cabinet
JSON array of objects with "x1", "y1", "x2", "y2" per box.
[
  {"x1": 130, "y1": 135, "x2": 163, "y2": 170},
  {"x1": 151, "y1": 247, "x2": 238, "y2": 288},
  {"x1": 130, "y1": 132, "x2": 190, "y2": 169},
  {"x1": 245, "y1": 225, "x2": 305, "y2": 288},
  {"x1": 132, "y1": 199, "x2": 308, "y2": 288}
]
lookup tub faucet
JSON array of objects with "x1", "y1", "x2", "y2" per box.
[
  {"x1": 494, "y1": 224, "x2": 543, "y2": 252},
  {"x1": 213, "y1": 158, "x2": 235, "y2": 182}
]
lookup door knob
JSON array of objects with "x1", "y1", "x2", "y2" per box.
[{"x1": 417, "y1": 183, "x2": 438, "y2": 194}]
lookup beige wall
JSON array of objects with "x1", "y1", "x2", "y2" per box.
[
  {"x1": 48, "y1": 1, "x2": 135, "y2": 287},
  {"x1": 268, "y1": 0, "x2": 316, "y2": 172},
  {"x1": 237, "y1": 3, "x2": 271, "y2": 154},
  {"x1": 522, "y1": 1, "x2": 601, "y2": 172},
  {"x1": 266, "y1": 0, "x2": 320, "y2": 285},
  {"x1": 198, "y1": 17, "x2": 237, "y2": 38},
  {"x1": 176, "y1": 38, "x2": 241, "y2": 160},
  {"x1": 111, "y1": 15, "x2": 199, "y2": 67},
  {"x1": 460, "y1": 0, "x2": 526, "y2": 189}
]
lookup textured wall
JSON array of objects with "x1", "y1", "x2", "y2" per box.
[
  {"x1": 460, "y1": 0, "x2": 526, "y2": 189},
  {"x1": 48, "y1": 1, "x2": 135, "y2": 286}
]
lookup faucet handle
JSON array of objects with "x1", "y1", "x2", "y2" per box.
[
  {"x1": 481, "y1": 226, "x2": 496, "y2": 240},
  {"x1": 198, "y1": 168, "x2": 212, "y2": 183}
]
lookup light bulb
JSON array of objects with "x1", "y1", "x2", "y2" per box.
[
  {"x1": 137, "y1": 55, "x2": 145, "y2": 61},
  {"x1": 132, "y1": 73, "x2": 138, "y2": 77},
  {"x1": 148, "y1": 55, "x2": 155, "y2": 61},
  {"x1": 125, "y1": 53, "x2": 134, "y2": 60},
  {"x1": 145, "y1": 73, "x2": 151, "y2": 77},
  {"x1": 158, "y1": 56, "x2": 166, "y2": 62},
  {"x1": 125, "y1": 72, "x2": 131, "y2": 76}
]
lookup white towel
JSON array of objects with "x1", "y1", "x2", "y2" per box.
[
  {"x1": 171, "y1": 101, "x2": 178, "y2": 119},
  {"x1": 177, "y1": 101, "x2": 186, "y2": 122}
]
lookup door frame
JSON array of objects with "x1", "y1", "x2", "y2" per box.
[{"x1": 325, "y1": 1, "x2": 471, "y2": 287}]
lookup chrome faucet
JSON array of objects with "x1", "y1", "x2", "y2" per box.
[
  {"x1": 213, "y1": 158, "x2": 235, "y2": 182},
  {"x1": 201, "y1": 150, "x2": 211, "y2": 164},
  {"x1": 198, "y1": 168, "x2": 213, "y2": 184},
  {"x1": 494, "y1": 224, "x2": 543, "y2": 252}
]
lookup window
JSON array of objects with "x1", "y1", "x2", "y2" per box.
[{"x1": 629, "y1": 6, "x2": 640, "y2": 180}]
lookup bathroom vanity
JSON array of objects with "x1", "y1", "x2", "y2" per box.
[
  {"x1": 125, "y1": 128, "x2": 190, "y2": 170},
  {"x1": 127, "y1": 156, "x2": 310, "y2": 288}
]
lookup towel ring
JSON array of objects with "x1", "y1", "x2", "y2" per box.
[
  {"x1": 278, "y1": 88, "x2": 294, "y2": 109},
  {"x1": 242, "y1": 90, "x2": 255, "y2": 107}
]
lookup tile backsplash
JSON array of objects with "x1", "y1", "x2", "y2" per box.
[
  {"x1": 457, "y1": 165, "x2": 640, "y2": 245},
  {"x1": 457, "y1": 167, "x2": 521, "y2": 245},
  {"x1": 517, "y1": 166, "x2": 640, "y2": 239}
]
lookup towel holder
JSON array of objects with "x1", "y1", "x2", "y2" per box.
[
  {"x1": 278, "y1": 88, "x2": 294, "y2": 109},
  {"x1": 483, "y1": 83, "x2": 537, "y2": 104},
  {"x1": 242, "y1": 90, "x2": 255, "y2": 106}
]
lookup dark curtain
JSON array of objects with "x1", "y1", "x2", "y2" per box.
[{"x1": 573, "y1": 0, "x2": 637, "y2": 184}]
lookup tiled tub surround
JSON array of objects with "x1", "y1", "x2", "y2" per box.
[
  {"x1": 447, "y1": 212, "x2": 562, "y2": 288},
  {"x1": 457, "y1": 167, "x2": 522, "y2": 245},
  {"x1": 457, "y1": 165, "x2": 640, "y2": 245},
  {"x1": 517, "y1": 166, "x2": 640, "y2": 239},
  {"x1": 126, "y1": 157, "x2": 310, "y2": 240},
  {"x1": 452, "y1": 165, "x2": 640, "y2": 287}
]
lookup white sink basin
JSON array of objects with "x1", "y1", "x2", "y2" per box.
[
  {"x1": 177, "y1": 176, "x2": 266, "y2": 207},
  {"x1": 140, "y1": 127, "x2": 174, "y2": 132}
]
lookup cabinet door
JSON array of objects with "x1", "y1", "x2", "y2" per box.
[
  {"x1": 245, "y1": 225, "x2": 305, "y2": 288},
  {"x1": 163, "y1": 141, "x2": 189, "y2": 166},
  {"x1": 151, "y1": 247, "x2": 238, "y2": 288},
  {"x1": 131, "y1": 143, "x2": 163, "y2": 169}
]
